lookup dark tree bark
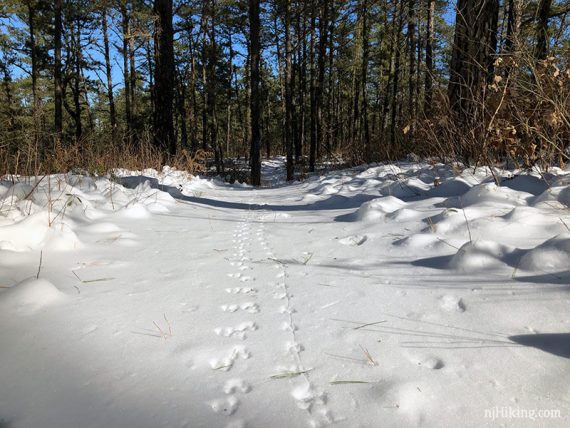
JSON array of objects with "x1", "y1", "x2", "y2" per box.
[
  {"x1": 26, "y1": 3, "x2": 40, "y2": 139},
  {"x1": 153, "y1": 0, "x2": 176, "y2": 155},
  {"x1": 120, "y1": 1, "x2": 132, "y2": 143},
  {"x1": 102, "y1": 6, "x2": 117, "y2": 140},
  {"x1": 71, "y1": 18, "x2": 82, "y2": 143},
  {"x1": 536, "y1": 0, "x2": 552, "y2": 60},
  {"x1": 208, "y1": 0, "x2": 222, "y2": 173},
  {"x1": 381, "y1": 0, "x2": 398, "y2": 133},
  {"x1": 505, "y1": 0, "x2": 522, "y2": 52},
  {"x1": 326, "y1": 1, "x2": 335, "y2": 155},
  {"x1": 407, "y1": 0, "x2": 416, "y2": 124},
  {"x1": 0, "y1": 58, "x2": 16, "y2": 132},
  {"x1": 390, "y1": 0, "x2": 405, "y2": 146},
  {"x1": 54, "y1": 0, "x2": 63, "y2": 142},
  {"x1": 294, "y1": 1, "x2": 305, "y2": 161},
  {"x1": 285, "y1": 0, "x2": 294, "y2": 181},
  {"x1": 361, "y1": 0, "x2": 370, "y2": 161},
  {"x1": 309, "y1": 4, "x2": 317, "y2": 172},
  {"x1": 200, "y1": 9, "x2": 208, "y2": 152},
  {"x1": 146, "y1": 39, "x2": 155, "y2": 124},
  {"x1": 175, "y1": 70, "x2": 188, "y2": 149},
  {"x1": 226, "y1": 32, "x2": 234, "y2": 158},
  {"x1": 424, "y1": 0, "x2": 434, "y2": 113},
  {"x1": 448, "y1": 0, "x2": 499, "y2": 122},
  {"x1": 249, "y1": 0, "x2": 261, "y2": 186},
  {"x1": 316, "y1": 0, "x2": 329, "y2": 161},
  {"x1": 129, "y1": 26, "x2": 137, "y2": 138}
]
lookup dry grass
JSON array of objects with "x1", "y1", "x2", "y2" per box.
[{"x1": 0, "y1": 128, "x2": 210, "y2": 177}]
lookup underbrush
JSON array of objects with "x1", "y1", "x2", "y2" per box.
[
  {"x1": 412, "y1": 56, "x2": 569, "y2": 170},
  {"x1": 0, "y1": 131, "x2": 210, "y2": 178}
]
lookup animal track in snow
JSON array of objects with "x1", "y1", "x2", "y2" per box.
[
  {"x1": 225, "y1": 287, "x2": 256, "y2": 295},
  {"x1": 239, "y1": 275, "x2": 254, "y2": 282},
  {"x1": 209, "y1": 395, "x2": 240, "y2": 416},
  {"x1": 291, "y1": 383, "x2": 327, "y2": 412},
  {"x1": 286, "y1": 341, "x2": 304, "y2": 353},
  {"x1": 281, "y1": 321, "x2": 297, "y2": 332},
  {"x1": 214, "y1": 321, "x2": 258, "y2": 339},
  {"x1": 223, "y1": 378, "x2": 252, "y2": 394},
  {"x1": 209, "y1": 345, "x2": 251, "y2": 371},
  {"x1": 278, "y1": 305, "x2": 295, "y2": 314},
  {"x1": 221, "y1": 302, "x2": 260, "y2": 314}
]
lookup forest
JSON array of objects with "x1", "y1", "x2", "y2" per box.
[
  {"x1": 0, "y1": 1, "x2": 569, "y2": 184},
  {"x1": 2, "y1": 3, "x2": 570, "y2": 427}
]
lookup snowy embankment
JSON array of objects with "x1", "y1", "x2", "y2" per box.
[{"x1": 0, "y1": 160, "x2": 569, "y2": 428}]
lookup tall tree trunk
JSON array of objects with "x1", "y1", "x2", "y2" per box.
[
  {"x1": 176, "y1": 71, "x2": 188, "y2": 149},
  {"x1": 146, "y1": 40, "x2": 155, "y2": 125},
  {"x1": 407, "y1": 0, "x2": 416, "y2": 124},
  {"x1": 208, "y1": 0, "x2": 222, "y2": 173},
  {"x1": 273, "y1": 13, "x2": 286, "y2": 155},
  {"x1": 309, "y1": 6, "x2": 317, "y2": 172},
  {"x1": 27, "y1": 4, "x2": 39, "y2": 141},
  {"x1": 153, "y1": 0, "x2": 176, "y2": 155},
  {"x1": 536, "y1": 0, "x2": 552, "y2": 60},
  {"x1": 316, "y1": 0, "x2": 329, "y2": 161},
  {"x1": 102, "y1": 6, "x2": 117, "y2": 141},
  {"x1": 448, "y1": 0, "x2": 499, "y2": 124},
  {"x1": 381, "y1": 0, "x2": 398, "y2": 133},
  {"x1": 54, "y1": 0, "x2": 63, "y2": 143},
  {"x1": 326, "y1": 1, "x2": 335, "y2": 154},
  {"x1": 188, "y1": 31, "x2": 198, "y2": 151},
  {"x1": 120, "y1": 1, "x2": 132, "y2": 143},
  {"x1": 226, "y1": 33, "x2": 234, "y2": 158},
  {"x1": 249, "y1": 0, "x2": 262, "y2": 186},
  {"x1": 0, "y1": 59, "x2": 16, "y2": 132},
  {"x1": 129, "y1": 30, "x2": 137, "y2": 139},
  {"x1": 390, "y1": 0, "x2": 405, "y2": 146},
  {"x1": 295, "y1": 1, "x2": 305, "y2": 161},
  {"x1": 424, "y1": 0, "x2": 434, "y2": 114},
  {"x1": 200, "y1": 8, "x2": 209, "y2": 152},
  {"x1": 72, "y1": 19, "x2": 83, "y2": 144},
  {"x1": 285, "y1": 0, "x2": 294, "y2": 181},
  {"x1": 361, "y1": 0, "x2": 370, "y2": 161}
]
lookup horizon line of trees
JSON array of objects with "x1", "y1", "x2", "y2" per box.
[{"x1": 0, "y1": 1, "x2": 569, "y2": 184}]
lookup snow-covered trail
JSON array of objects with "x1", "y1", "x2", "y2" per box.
[{"x1": 1, "y1": 159, "x2": 569, "y2": 427}]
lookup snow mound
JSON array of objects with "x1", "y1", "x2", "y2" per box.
[
  {"x1": 531, "y1": 183, "x2": 570, "y2": 207},
  {"x1": 356, "y1": 196, "x2": 406, "y2": 221},
  {"x1": 449, "y1": 240, "x2": 513, "y2": 272},
  {"x1": 428, "y1": 177, "x2": 471, "y2": 197},
  {"x1": 461, "y1": 183, "x2": 529, "y2": 207},
  {"x1": 0, "y1": 212, "x2": 50, "y2": 251},
  {"x1": 501, "y1": 206, "x2": 547, "y2": 224},
  {"x1": 386, "y1": 208, "x2": 425, "y2": 222},
  {"x1": 500, "y1": 175, "x2": 549, "y2": 196},
  {"x1": 118, "y1": 203, "x2": 151, "y2": 219},
  {"x1": 517, "y1": 234, "x2": 570, "y2": 272},
  {"x1": 378, "y1": 177, "x2": 429, "y2": 198},
  {"x1": 0, "y1": 277, "x2": 66, "y2": 313},
  {"x1": 0, "y1": 212, "x2": 82, "y2": 252}
]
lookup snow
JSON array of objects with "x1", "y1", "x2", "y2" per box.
[{"x1": 0, "y1": 160, "x2": 569, "y2": 427}]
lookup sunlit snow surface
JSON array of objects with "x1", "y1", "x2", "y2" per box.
[{"x1": 0, "y1": 159, "x2": 569, "y2": 427}]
